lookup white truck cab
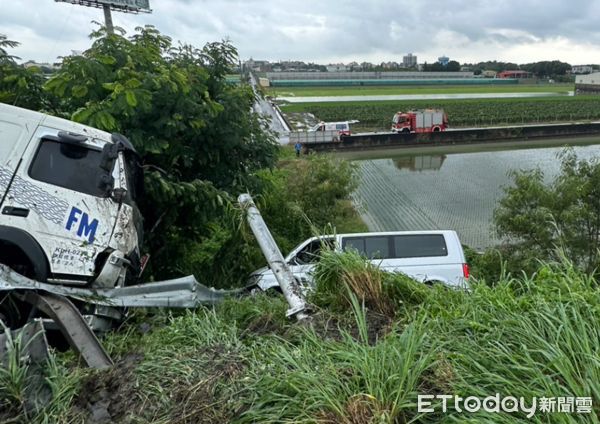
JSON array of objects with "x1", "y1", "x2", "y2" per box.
[
  {"x1": 248, "y1": 230, "x2": 469, "y2": 292},
  {"x1": 0, "y1": 104, "x2": 143, "y2": 288}
]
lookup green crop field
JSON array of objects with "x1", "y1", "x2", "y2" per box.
[
  {"x1": 268, "y1": 83, "x2": 573, "y2": 97},
  {"x1": 280, "y1": 95, "x2": 600, "y2": 130}
]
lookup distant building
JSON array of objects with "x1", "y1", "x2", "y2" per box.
[
  {"x1": 438, "y1": 56, "x2": 449, "y2": 66},
  {"x1": 482, "y1": 70, "x2": 497, "y2": 78},
  {"x1": 572, "y1": 65, "x2": 593, "y2": 74},
  {"x1": 403, "y1": 53, "x2": 417, "y2": 68},
  {"x1": 575, "y1": 72, "x2": 600, "y2": 95},
  {"x1": 347, "y1": 61, "x2": 361, "y2": 71},
  {"x1": 245, "y1": 58, "x2": 271, "y2": 72},
  {"x1": 326, "y1": 63, "x2": 348, "y2": 72},
  {"x1": 22, "y1": 60, "x2": 58, "y2": 74},
  {"x1": 497, "y1": 70, "x2": 532, "y2": 79}
]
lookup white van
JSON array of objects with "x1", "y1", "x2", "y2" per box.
[
  {"x1": 248, "y1": 230, "x2": 469, "y2": 291},
  {"x1": 309, "y1": 121, "x2": 355, "y2": 135}
]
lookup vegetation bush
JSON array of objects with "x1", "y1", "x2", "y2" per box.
[{"x1": 493, "y1": 148, "x2": 600, "y2": 278}]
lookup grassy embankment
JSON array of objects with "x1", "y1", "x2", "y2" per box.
[
  {"x1": 2, "y1": 251, "x2": 598, "y2": 423},
  {"x1": 267, "y1": 83, "x2": 573, "y2": 97}
]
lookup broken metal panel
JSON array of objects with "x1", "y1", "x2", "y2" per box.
[
  {"x1": 0, "y1": 264, "x2": 241, "y2": 308},
  {"x1": 0, "y1": 319, "x2": 49, "y2": 366},
  {"x1": 237, "y1": 193, "x2": 309, "y2": 320},
  {"x1": 22, "y1": 292, "x2": 113, "y2": 369}
]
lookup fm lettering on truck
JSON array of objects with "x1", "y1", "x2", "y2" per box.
[{"x1": 66, "y1": 207, "x2": 99, "y2": 243}]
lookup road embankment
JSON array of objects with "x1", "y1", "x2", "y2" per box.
[{"x1": 303, "y1": 122, "x2": 600, "y2": 154}]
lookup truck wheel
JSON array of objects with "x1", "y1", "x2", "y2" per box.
[
  {"x1": 433, "y1": 127, "x2": 441, "y2": 132},
  {"x1": 402, "y1": 128, "x2": 410, "y2": 133}
]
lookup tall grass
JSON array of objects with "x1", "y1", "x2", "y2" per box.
[
  {"x1": 238, "y1": 295, "x2": 437, "y2": 423},
  {"x1": 1, "y1": 258, "x2": 598, "y2": 423},
  {"x1": 311, "y1": 249, "x2": 430, "y2": 318},
  {"x1": 421, "y1": 261, "x2": 600, "y2": 422},
  {"x1": 0, "y1": 325, "x2": 31, "y2": 416}
]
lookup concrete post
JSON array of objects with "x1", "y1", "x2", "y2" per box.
[
  {"x1": 103, "y1": 5, "x2": 114, "y2": 35},
  {"x1": 238, "y1": 193, "x2": 309, "y2": 320}
]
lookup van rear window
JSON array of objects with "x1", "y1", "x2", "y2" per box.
[
  {"x1": 29, "y1": 139, "x2": 106, "y2": 197},
  {"x1": 393, "y1": 234, "x2": 447, "y2": 258}
]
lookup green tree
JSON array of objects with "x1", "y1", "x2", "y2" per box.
[
  {"x1": 494, "y1": 148, "x2": 600, "y2": 275},
  {"x1": 0, "y1": 34, "x2": 48, "y2": 110},
  {"x1": 45, "y1": 26, "x2": 278, "y2": 281}
]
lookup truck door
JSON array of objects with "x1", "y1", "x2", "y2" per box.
[
  {"x1": 0, "y1": 112, "x2": 32, "y2": 202},
  {"x1": 2, "y1": 127, "x2": 120, "y2": 283}
]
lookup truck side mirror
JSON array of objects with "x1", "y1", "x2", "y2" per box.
[
  {"x1": 111, "y1": 187, "x2": 128, "y2": 203},
  {"x1": 97, "y1": 173, "x2": 114, "y2": 195}
]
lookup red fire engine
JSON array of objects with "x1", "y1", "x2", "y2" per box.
[{"x1": 391, "y1": 109, "x2": 448, "y2": 133}]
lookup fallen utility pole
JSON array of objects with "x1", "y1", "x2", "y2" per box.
[{"x1": 238, "y1": 193, "x2": 310, "y2": 321}]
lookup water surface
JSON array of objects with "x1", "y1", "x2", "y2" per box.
[{"x1": 353, "y1": 143, "x2": 600, "y2": 249}]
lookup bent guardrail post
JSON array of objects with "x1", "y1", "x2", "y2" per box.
[{"x1": 238, "y1": 193, "x2": 310, "y2": 321}]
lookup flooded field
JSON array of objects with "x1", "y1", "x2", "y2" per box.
[{"x1": 353, "y1": 142, "x2": 600, "y2": 250}]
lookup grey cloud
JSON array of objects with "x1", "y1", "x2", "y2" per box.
[{"x1": 1, "y1": 0, "x2": 599, "y2": 63}]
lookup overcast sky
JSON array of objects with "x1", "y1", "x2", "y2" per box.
[{"x1": 1, "y1": 0, "x2": 599, "y2": 65}]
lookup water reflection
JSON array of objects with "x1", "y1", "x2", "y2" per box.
[{"x1": 393, "y1": 155, "x2": 446, "y2": 172}]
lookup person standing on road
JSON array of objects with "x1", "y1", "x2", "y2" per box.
[{"x1": 294, "y1": 142, "x2": 302, "y2": 157}]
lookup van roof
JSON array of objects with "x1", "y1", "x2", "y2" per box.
[
  {"x1": 314, "y1": 230, "x2": 458, "y2": 238},
  {"x1": 0, "y1": 103, "x2": 113, "y2": 144}
]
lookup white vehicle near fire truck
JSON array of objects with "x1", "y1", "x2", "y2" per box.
[
  {"x1": 289, "y1": 120, "x2": 358, "y2": 144},
  {"x1": 391, "y1": 109, "x2": 448, "y2": 133}
]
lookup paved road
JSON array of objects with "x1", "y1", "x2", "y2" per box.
[{"x1": 250, "y1": 75, "x2": 290, "y2": 145}]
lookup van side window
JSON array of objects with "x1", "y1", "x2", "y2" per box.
[
  {"x1": 342, "y1": 237, "x2": 365, "y2": 254},
  {"x1": 29, "y1": 139, "x2": 107, "y2": 197},
  {"x1": 393, "y1": 234, "x2": 448, "y2": 258},
  {"x1": 365, "y1": 236, "x2": 389, "y2": 258},
  {"x1": 343, "y1": 236, "x2": 390, "y2": 259}
]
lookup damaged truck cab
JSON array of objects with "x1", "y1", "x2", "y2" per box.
[{"x1": 0, "y1": 104, "x2": 143, "y2": 289}]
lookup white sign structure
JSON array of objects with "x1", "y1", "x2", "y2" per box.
[
  {"x1": 54, "y1": 0, "x2": 151, "y2": 13},
  {"x1": 96, "y1": 0, "x2": 151, "y2": 12}
]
